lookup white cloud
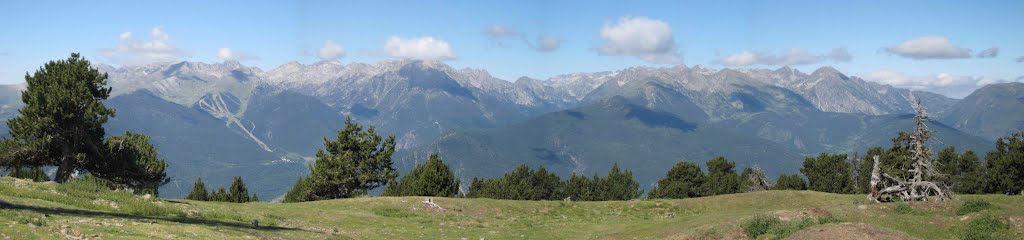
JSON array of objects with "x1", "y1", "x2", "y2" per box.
[
  {"x1": 976, "y1": 47, "x2": 999, "y2": 58},
  {"x1": 716, "y1": 48, "x2": 851, "y2": 66},
  {"x1": 483, "y1": 24, "x2": 562, "y2": 52},
  {"x1": 99, "y1": 26, "x2": 188, "y2": 65},
  {"x1": 596, "y1": 16, "x2": 681, "y2": 64},
  {"x1": 484, "y1": 24, "x2": 522, "y2": 38},
  {"x1": 828, "y1": 47, "x2": 853, "y2": 62},
  {"x1": 1014, "y1": 56, "x2": 1024, "y2": 63},
  {"x1": 317, "y1": 40, "x2": 346, "y2": 60},
  {"x1": 385, "y1": 36, "x2": 457, "y2": 61},
  {"x1": 718, "y1": 51, "x2": 759, "y2": 66},
  {"x1": 533, "y1": 35, "x2": 562, "y2": 52},
  {"x1": 862, "y1": 69, "x2": 1015, "y2": 98},
  {"x1": 216, "y1": 48, "x2": 259, "y2": 62},
  {"x1": 883, "y1": 36, "x2": 972, "y2": 60}
]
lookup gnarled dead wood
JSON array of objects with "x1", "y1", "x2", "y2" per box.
[{"x1": 866, "y1": 99, "x2": 953, "y2": 202}]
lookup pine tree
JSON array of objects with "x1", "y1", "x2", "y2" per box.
[
  {"x1": 97, "y1": 132, "x2": 169, "y2": 196},
  {"x1": 774, "y1": 174, "x2": 807, "y2": 190},
  {"x1": 529, "y1": 166, "x2": 564, "y2": 200},
  {"x1": 285, "y1": 116, "x2": 397, "y2": 202},
  {"x1": 251, "y1": 193, "x2": 259, "y2": 202},
  {"x1": 186, "y1": 177, "x2": 209, "y2": 201},
  {"x1": 466, "y1": 177, "x2": 501, "y2": 199},
  {"x1": 504, "y1": 164, "x2": 536, "y2": 200},
  {"x1": 465, "y1": 165, "x2": 564, "y2": 200},
  {"x1": 563, "y1": 173, "x2": 594, "y2": 201},
  {"x1": 595, "y1": 163, "x2": 642, "y2": 200},
  {"x1": 648, "y1": 161, "x2": 706, "y2": 199},
  {"x1": 884, "y1": 132, "x2": 916, "y2": 181},
  {"x1": 383, "y1": 153, "x2": 460, "y2": 197},
  {"x1": 283, "y1": 177, "x2": 312, "y2": 203},
  {"x1": 229, "y1": 176, "x2": 251, "y2": 203},
  {"x1": 0, "y1": 54, "x2": 168, "y2": 195},
  {"x1": 1, "y1": 53, "x2": 115, "y2": 182},
  {"x1": 801, "y1": 153, "x2": 855, "y2": 193},
  {"x1": 212, "y1": 187, "x2": 229, "y2": 202},
  {"x1": 934, "y1": 146, "x2": 985, "y2": 193},
  {"x1": 704, "y1": 157, "x2": 742, "y2": 196},
  {"x1": 953, "y1": 151, "x2": 985, "y2": 194},
  {"x1": 983, "y1": 131, "x2": 1024, "y2": 195}
]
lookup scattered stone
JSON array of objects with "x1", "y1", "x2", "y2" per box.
[
  {"x1": 665, "y1": 212, "x2": 675, "y2": 219},
  {"x1": 423, "y1": 198, "x2": 446, "y2": 211},
  {"x1": 142, "y1": 194, "x2": 153, "y2": 200},
  {"x1": 857, "y1": 205, "x2": 867, "y2": 210},
  {"x1": 251, "y1": 219, "x2": 259, "y2": 228}
]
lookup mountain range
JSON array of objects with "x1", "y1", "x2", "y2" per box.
[{"x1": 1, "y1": 60, "x2": 1019, "y2": 200}]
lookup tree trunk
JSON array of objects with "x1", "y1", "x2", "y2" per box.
[
  {"x1": 54, "y1": 157, "x2": 73, "y2": 183},
  {"x1": 54, "y1": 143, "x2": 76, "y2": 183},
  {"x1": 867, "y1": 155, "x2": 882, "y2": 202}
]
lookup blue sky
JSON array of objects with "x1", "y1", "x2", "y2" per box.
[{"x1": 0, "y1": 0, "x2": 1021, "y2": 97}]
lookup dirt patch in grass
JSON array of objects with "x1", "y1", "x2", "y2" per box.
[
  {"x1": 773, "y1": 208, "x2": 832, "y2": 221},
  {"x1": 663, "y1": 229, "x2": 746, "y2": 240},
  {"x1": 787, "y1": 223, "x2": 912, "y2": 240}
]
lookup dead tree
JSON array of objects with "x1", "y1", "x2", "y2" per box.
[
  {"x1": 867, "y1": 99, "x2": 952, "y2": 202},
  {"x1": 745, "y1": 166, "x2": 774, "y2": 192}
]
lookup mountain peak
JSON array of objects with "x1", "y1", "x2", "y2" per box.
[
  {"x1": 975, "y1": 81, "x2": 1024, "y2": 93},
  {"x1": 515, "y1": 76, "x2": 538, "y2": 84},
  {"x1": 776, "y1": 66, "x2": 793, "y2": 72},
  {"x1": 313, "y1": 59, "x2": 342, "y2": 66},
  {"x1": 811, "y1": 66, "x2": 841, "y2": 76}
]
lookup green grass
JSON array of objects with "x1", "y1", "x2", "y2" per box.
[{"x1": 1, "y1": 176, "x2": 1023, "y2": 239}]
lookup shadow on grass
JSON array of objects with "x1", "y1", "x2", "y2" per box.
[{"x1": 0, "y1": 199, "x2": 299, "y2": 232}]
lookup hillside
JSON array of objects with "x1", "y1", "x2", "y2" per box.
[
  {"x1": 402, "y1": 96, "x2": 806, "y2": 189},
  {"x1": 942, "y1": 82, "x2": 1024, "y2": 140},
  {"x1": 2, "y1": 177, "x2": 1022, "y2": 239},
  {"x1": 402, "y1": 94, "x2": 989, "y2": 191}
]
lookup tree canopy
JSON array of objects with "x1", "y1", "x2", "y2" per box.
[
  {"x1": 648, "y1": 160, "x2": 706, "y2": 199},
  {"x1": 186, "y1": 177, "x2": 209, "y2": 201},
  {"x1": 983, "y1": 132, "x2": 1024, "y2": 195},
  {"x1": 2, "y1": 53, "x2": 114, "y2": 182},
  {"x1": 774, "y1": 174, "x2": 807, "y2": 190},
  {"x1": 467, "y1": 163, "x2": 641, "y2": 201},
  {"x1": 704, "y1": 157, "x2": 742, "y2": 196},
  {"x1": 284, "y1": 116, "x2": 397, "y2": 202},
  {"x1": 383, "y1": 153, "x2": 460, "y2": 197},
  {"x1": 801, "y1": 153, "x2": 855, "y2": 194}
]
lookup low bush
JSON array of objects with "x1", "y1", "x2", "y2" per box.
[
  {"x1": 961, "y1": 216, "x2": 1013, "y2": 240},
  {"x1": 957, "y1": 200, "x2": 994, "y2": 216},
  {"x1": 893, "y1": 203, "x2": 918, "y2": 215},
  {"x1": 743, "y1": 214, "x2": 782, "y2": 238},
  {"x1": 743, "y1": 213, "x2": 844, "y2": 239}
]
